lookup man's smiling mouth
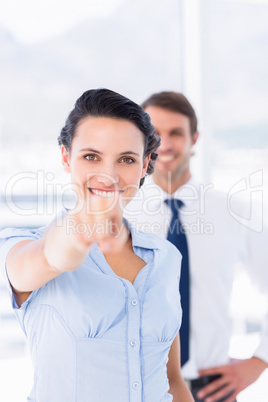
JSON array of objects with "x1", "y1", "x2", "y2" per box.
[{"x1": 158, "y1": 154, "x2": 176, "y2": 162}]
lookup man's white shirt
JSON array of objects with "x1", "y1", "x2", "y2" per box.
[{"x1": 124, "y1": 175, "x2": 268, "y2": 379}]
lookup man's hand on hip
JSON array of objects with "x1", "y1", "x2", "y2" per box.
[{"x1": 196, "y1": 357, "x2": 268, "y2": 402}]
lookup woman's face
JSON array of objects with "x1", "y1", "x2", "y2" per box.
[{"x1": 61, "y1": 117, "x2": 150, "y2": 211}]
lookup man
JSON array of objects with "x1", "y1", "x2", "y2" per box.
[{"x1": 124, "y1": 91, "x2": 268, "y2": 401}]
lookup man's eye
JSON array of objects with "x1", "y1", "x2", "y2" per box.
[
  {"x1": 85, "y1": 154, "x2": 98, "y2": 161},
  {"x1": 171, "y1": 131, "x2": 184, "y2": 136},
  {"x1": 120, "y1": 157, "x2": 135, "y2": 164}
]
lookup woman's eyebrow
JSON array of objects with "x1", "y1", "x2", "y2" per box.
[
  {"x1": 79, "y1": 148, "x2": 140, "y2": 157},
  {"x1": 119, "y1": 151, "x2": 139, "y2": 156},
  {"x1": 79, "y1": 148, "x2": 103, "y2": 154}
]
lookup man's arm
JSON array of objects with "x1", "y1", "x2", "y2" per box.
[
  {"x1": 167, "y1": 333, "x2": 194, "y2": 402},
  {"x1": 197, "y1": 209, "x2": 268, "y2": 401},
  {"x1": 197, "y1": 357, "x2": 268, "y2": 402},
  {"x1": 194, "y1": 198, "x2": 267, "y2": 401}
]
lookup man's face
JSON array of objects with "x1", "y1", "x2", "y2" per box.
[{"x1": 144, "y1": 106, "x2": 198, "y2": 181}]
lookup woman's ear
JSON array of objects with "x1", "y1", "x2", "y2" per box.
[
  {"x1": 141, "y1": 154, "x2": 151, "y2": 179},
  {"x1": 61, "y1": 146, "x2": 71, "y2": 173}
]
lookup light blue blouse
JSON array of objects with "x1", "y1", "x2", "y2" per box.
[{"x1": 0, "y1": 219, "x2": 182, "y2": 402}]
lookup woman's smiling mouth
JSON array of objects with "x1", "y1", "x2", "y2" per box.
[{"x1": 89, "y1": 188, "x2": 124, "y2": 198}]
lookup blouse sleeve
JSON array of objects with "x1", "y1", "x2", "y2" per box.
[{"x1": 0, "y1": 226, "x2": 45, "y2": 310}]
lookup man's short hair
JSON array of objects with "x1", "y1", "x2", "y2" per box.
[{"x1": 142, "y1": 91, "x2": 198, "y2": 136}]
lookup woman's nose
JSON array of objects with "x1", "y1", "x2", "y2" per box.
[{"x1": 96, "y1": 170, "x2": 119, "y2": 187}]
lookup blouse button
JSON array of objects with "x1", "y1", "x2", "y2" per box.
[
  {"x1": 131, "y1": 299, "x2": 138, "y2": 306},
  {"x1": 132, "y1": 382, "x2": 139, "y2": 389},
  {"x1": 130, "y1": 339, "x2": 137, "y2": 347}
]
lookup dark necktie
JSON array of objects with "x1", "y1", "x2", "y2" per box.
[{"x1": 164, "y1": 199, "x2": 190, "y2": 367}]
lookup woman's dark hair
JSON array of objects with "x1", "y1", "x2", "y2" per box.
[
  {"x1": 58, "y1": 88, "x2": 160, "y2": 187},
  {"x1": 142, "y1": 91, "x2": 198, "y2": 136}
]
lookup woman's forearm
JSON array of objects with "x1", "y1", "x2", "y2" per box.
[
  {"x1": 169, "y1": 378, "x2": 194, "y2": 402},
  {"x1": 7, "y1": 214, "x2": 91, "y2": 294}
]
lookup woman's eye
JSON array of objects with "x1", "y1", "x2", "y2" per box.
[
  {"x1": 85, "y1": 154, "x2": 98, "y2": 161},
  {"x1": 120, "y1": 157, "x2": 135, "y2": 164}
]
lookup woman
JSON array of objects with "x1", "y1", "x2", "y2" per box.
[{"x1": 0, "y1": 89, "x2": 193, "y2": 402}]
